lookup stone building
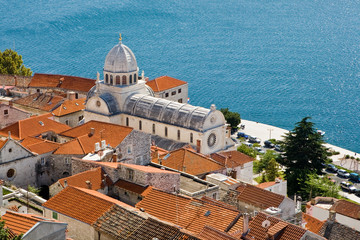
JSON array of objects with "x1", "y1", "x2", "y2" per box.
[
  {"x1": 0, "y1": 103, "x2": 30, "y2": 129},
  {"x1": 146, "y1": 75, "x2": 188, "y2": 103},
  {"x1": 85, "y1": 38, "x2": 234, "y2": 155}
]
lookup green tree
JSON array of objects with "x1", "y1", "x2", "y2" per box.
[
  {"x1": 220, "y1": 108, "x2": 241, "y2": 131},
  {"x1": 265, "y1": 158, "x2": 279, "y2": 181},
  {"x1": 237, "y1": 144, "x2": 257, "y2": 158},
  {"x1": 0, "y1": 49, "x2": 32, "y2": 76},
  {"x1": 302, "y1": 174, "x2": 340, "y2": 199},
  {"x1": 256, "y1": 150, "x2": 278, "y2": 173},
  {"x1": 278, "y1": 117, "x2": 329, "y2": 197},
  {"x1": 0, "y1": 220, "x2": 22, "y2": 240}
]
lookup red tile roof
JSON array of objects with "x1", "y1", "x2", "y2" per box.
[
  {"x1": 198, "y1": 225, "x2": 238, "y2": 240},
  {"x1": 43, "y1": 186, "x2": 132, "y2": 225},
  {"x1": 0, "y1": 139, "x2": 7, "y2": 150},
  {"x1": 152, "y1": 148, "x2": 225, "y2": 176},
  {"x1": 21, "y1": 137, "x2": 60, "y2": 154},
  {"x1": 257, "y1": 181, "x2": 277, "y2": 189},
  {"x1": 52, "y1": 98, "x2": 85, "y2": 117},
  {"x1": 0, "y1": 113, "x2": 71, "y2": 140},
  {"x1": 12, "y1": 93, "x2": 65, "y2": 112},
  {"x1": 235, "y1": 182, "x2": 285, "y2": 209},
  {"x1": 58, "y1": 167, "x2": 112, "y2": 190},
  {"x1": 302, "y1": 213, "x2": 325, "y2": 234},
  {"x1": 330, "y1": 199, "x2": 360, "y2": 220},
  {"x1": 114, "y1": 179, "x2": 148, "y2": 194},
  {"x1": 211, "y1": 150, "x2": 254, "y2": 168},
  {"x1": 146, "y1": 76, "x2": 187, "y2": 92},
  {"x1": 246, "y1": 212, "x2": 306, "y2": 240},
  {"x1": 30, "y1": 73, "x2": 95, "y2": 92},
  {"x1": 136, "y1": 188, "x2": 243, "y2": 235},
  {"x1": 2, "y1": 211, "x2": 55, "y2": 235},
  {"x1": 53, "y1": 138, "x2": 85, "y2": 155}
]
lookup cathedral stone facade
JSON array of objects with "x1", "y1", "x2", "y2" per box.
[{"x1": 85, "y1": 38, "x2": 233, "y2": 155}]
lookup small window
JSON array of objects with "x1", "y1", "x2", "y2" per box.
[
  {"x1": 134, "y1": 74, "x2": 137, "y2": 83},
  {"x1": 75, "y1": 93, "x2": 79, "y2": 99},
  {"x1": 139, "y1": 120, "x2": 142, "y2": 130},
  {"x1": 4, "y1": 110, "x2": 8, "y2": 115},
  {"x1": 129, "y1": 75, "x2": 132, "y2": 84},
  {"x1": 122, "y1": 76, "x2": 127, "y2": 85},
  {"x1": 78, "y1": 115, "x2": 84, "y2": 121},
  {"x1": 105, "y1": 74, "x2": 109, "y2": 84},
  {"x1": 127, "y1": 146, "x2": 132, "y2": 154},
  {"x1": 65, "y1": 157, "x2": 70, "y2": 164},
  {"x1": 65, "y1": 120, "x2": 69, "y2": 126},
  {"x1": 126, "y1": 117, "x2": 129, "y2": 126},
  {"x1": 41, "y1": 158, "x2": 45, "y2": 166},
  {"x1": 171, "y1": 91, "x2": 176, "y2": 96},
  {"x1": 165, "y1": 127, "x2": 168, "y2": 137},
  {"x1": 116, "y1": 76, "x2": 120, "y2": 85},
  {"x1": 177, "y1": 130, "x2": 180, "y2": 140},
  {"x1": 7, "y1": 169, "x2": 15, "y2": 179},
  {"x1": 96, "y1": 101, "x2": 101, "y2": 107},
  {"x1": 127, "y1": 169, "x2": 134, "y2": 181},
  {"x1": 178, "y1": 99, "x2": 182, "y2": 103},
  {"x1": 178, "y1": 88, "x2": 182, "y2": 93},
  {"x1": 37, "y1": 89, "x2": 40, "y2": 93},
  {"x1": 152, "y1": 124, "x2": 155, "y2": 134},
  {"x1": 52, "y1": 212, "x2": 58, "y2": 220},
  {"x1": 190, "y1": 133, "x2": 193, "y2": 143},
  {"x1": 110, "y1": 75, "x2": 113, "y2": 85},
  {"x1": 165, "y1": 93, "x2": 169, "y2": 97},
  {"x1": 8, "y1": 148, "x2": 12, "y2": 153}
]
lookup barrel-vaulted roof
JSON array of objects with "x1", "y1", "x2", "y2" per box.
[{"x1": 124, "y1": 94, "x2": 211, "y2": 131}]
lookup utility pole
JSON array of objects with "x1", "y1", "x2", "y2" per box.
[{"x1": 268, "y1": 128, "x2": 273, "y2": 139}]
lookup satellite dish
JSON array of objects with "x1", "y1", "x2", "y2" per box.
[{"x1": 262, "y1": 220, "x2": 271, "y2": 228}]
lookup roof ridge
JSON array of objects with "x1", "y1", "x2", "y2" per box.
[{"x1": 76, "y1": 138, "x2": 86, "y2": 154}]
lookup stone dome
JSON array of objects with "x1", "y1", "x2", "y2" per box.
[{"x1": 104, "y1": 43, "x2": 137, "y2": 73}]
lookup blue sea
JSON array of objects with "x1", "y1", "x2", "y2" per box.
[{"x1": 1, "y1": 0, "x2": 360, "y2": 152}]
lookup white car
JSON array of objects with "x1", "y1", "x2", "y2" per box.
[{"x1": 337, "y1": 169, "x2": 350, "y2": 178}]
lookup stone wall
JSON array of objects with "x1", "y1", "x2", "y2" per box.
[
  {"x1": 0, "y1": 104, "x2": 31, "y2": 129},
  {"x1": 0, "y1": 74, "x2": 32, "y2": 88}
]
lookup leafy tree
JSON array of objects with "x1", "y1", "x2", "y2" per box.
[
  {"x1": 256, "y1": 150, "x2": 278, "y2": 173},
  {"x1": 237, "y1": 144, "x2": 257, "y2": 158},
  {"x1": 278, "y1": 117, "x2": 329, "y2": 197},
  {"x1": 220, "y1": 108, "x2": 241, "y2": 130},
  {"x1": 302, "y1": 174, "x2": 340, "y2": 199},
  {"x1": 0, "y1": 220, "x2": 22, "y2": 240},
  {"x1": 28, "y1": 185, "x2": 40, "y2": 195},
  {"x1": 0, "y1": 49, "x2": 32, "y2": 76},
  {"x1": 265, "y1": 158, "x2": 280, "y2": 181}
]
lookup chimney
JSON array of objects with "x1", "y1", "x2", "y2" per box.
[
  {"x1": 328, "y1": 210, "x2": 336, "y2": 222},
  {"x1": 85, "y1": 180, "x2": 92, "y2": 189},
  {"x1": 8, "y1": 101, "x2": 12, "y2": 106},
  {"x1": 112, "y1": 153, "x2": 117, "y2": 162},
  {"x1": 243, "y1": 213, "x2": 249, "y2": 235},
  {"x1": 196, "y1": 140, "x2": 201, "y2": 153},
  {"x1": 101, "y1": 140, "x2": 106, "y2": 149},
  {"x1": 89, "y1": 128, "x2": 95, "y2": 137},
  {"x1": 64, "y1": 180, "x2": 68, "y2": 187},
  {"x1": 68, "y1": 91, "x2": 76, "y2": 101},
  {"x1": 95, "y1": 142, "x2": 100, "y2": 152}
]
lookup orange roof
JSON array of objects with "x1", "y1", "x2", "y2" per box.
[
  {"x1": 151, "y1": 145, "x2": 168, "y2": 155},
  {"x1": 235, "y1": 182, "x2": 285, "y2": 209},
  {"x1": 257, "y1": 181, "x2": 277, "y2": 189},
  {"x1": 136, "y1": 188, "x2": 243, "y2": 235},
  {"x1": 12, "y1": 93, "x2": 65, "y2": 112},
  {"x1": 52, "y1": 98, "x2": 86, "y2": 117},
  {"x1": 198, "y1": 225, "x2": 238, "y2": 240},
  {"x1": 330, "y1": 199, "x2": 360, "y2": 220},
  {"x1": 30, "y1": 73, "x2": 95, "y2": 92},
  {"x1": 43, "y1": 186, "x2": 132, "y2": 225},
  {"x1": 0, "y1": 113, "x2": 71, "y2": 140},
  {"x1": 53, "y1": 138, "x2": 85, "y2": 155},
  {"x1": 152, "y1": 148, "x2": 225, "y2": 176},
  {"x1": 211, "y1": 150, "x2": 254, "y2": 168},
  {"x1": 302, "y1": 213, "x2": 325, "y2": 234},
  {"x1": 58, "y1": 167, "x2": 112, "y2": 190},
  {"x1": 2, "y1": 211, "x2": 55, "y2": 235},
  {"x1": 114, "y1": 179, "x2": 148, "y2": 194},
  {"x1": 0, "y1": 139, "x2": 7, "y2": 150},
  {"x1": 146, "y1": 76, "x2": 187, "y2": 92}
]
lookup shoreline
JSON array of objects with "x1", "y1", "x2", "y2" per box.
[{"x1": 238, "y1": 119, "x2": 359, "y2": 171}]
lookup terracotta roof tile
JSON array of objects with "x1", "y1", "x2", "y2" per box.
[
  {"x1": 211, "y1": 150, "x2": 254, "y2": 168},
  {"x1": 246, "y1": 212, "x2": 306, "y2": 240},
  {"x1": 2, "y1": 211, "x2": 55, "y2": 235},
  {"x1": 43, "y1": 186, "x2": 132, "y2": 225},
  {"x1": 146, "y1": 76, "x2": 187, "y2": 92},
  {"x1": 21, "y1": 137, "x2": 60, "y2": 154},
  {"x1": 114, "y1": 179, "x2": 148, "y2": 194},
  {"x1": 152, "y1": 148, "x2": 225, "y2": 176},
  {"x1": 198, "y1": 225, "x2": 238, "y2": 240},
  {"x1": 53, "y1": 138, "x2": 85, "y2": 155},
  {"x1": 52, "y1": 98, "x2": 85, "y2": 117},
  {"x1": 12, "y1": 93, "x2": 65, "y2": 112},
  {"x1": 302, "y1": 213, "x2": 325, "y2": 234},
  {"x1": 0, "y1": 139, "x2": 7, "y2": 150},
  {"x1": 235, "y1": 183, "x2": 285, "y2": 209},
  {"x1": 0, "y1": 113, "x2": 71, "y2": 140},
  {"x1": 30, "y1": 73, "x2": 95, "y2": 92},
  {"x1": 136, "y1": 188, "x2": 243, "y2": 235},
  {"x1": 330, "y1": 199, "x2": 360, "y2": 220},
  {"x1": 58, "y1": 167, "x2": 112, "y2": 190},
  {"x1": 257, "y1": 181, "x2": 277, "y2": 189}
]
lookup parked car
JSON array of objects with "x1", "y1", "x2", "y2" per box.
[
  {"x1": 243, "y1": 142, "x2": 253, "y2": 148},
  {"x1": 337, "y1": 169, "x2": 350, "y2": 178},
  {"x1": 274, "y1": 144, "x2": 283, "y2": 152},
  {"x1": 340, "y1": 181, "x2": 357, "y2": 193},
  {"x1": 326, "y1": 164, "x2": 338, "y2": 173},
  {"x1": 248, "y1": 136, "x2": 261, "y2": 143},
  {"x1": 264, "y1": 140, "x2": 275, "y2": 148},
  {"x1": 255, "y1": 147, "x2": 265, "y2": 154},
  {"x1": 237, "y1": 132, "x2": 248, "y2": 139},
  {"x1": 355, "y1": 189, "x2": 360, "y2": 197},
  {"x1": 350, "y1": 173, "x2": 360, "y2": 183}
]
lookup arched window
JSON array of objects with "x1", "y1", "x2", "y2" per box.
[
  {"x1": 165, "y1": 127, "x2": 168, "y2": 137},
  {"x1": 116, "y1": 76, "x2": 120, "y2": 85},
  {"x1": 190, "y1": 133, "x2": 193, "y2": 143},
  {"x1": 152, "y1": 124, "x2": 155, "y2": 134},
  {"x1": 134, "y1": 74, "x2": 137, "y2": 83},
  {"x1": 129, "y1": 75, "x2": 132, "y2": 84},
  {"x1": 126, "y1": 117, "x2": 129, "y2": 126},
  {"x1": 177, "y1": 130, "x2": 180, "y2": 140},
  {"x1": 139, "y1": 120, "x2": 142, "y2": 130},
  {"x1": 105, "y1": 74, "x2": 109, "y2": 84},
  {"x1": 110, "y1": 75, "x2": 113, "y2": 85},
  {"x1": 122, "y1": 76, "x2": 127, "y2": 85}
]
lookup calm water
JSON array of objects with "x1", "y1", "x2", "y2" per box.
[{"x1": 1, "y1": 0, "x2": 360, "y2": 152}]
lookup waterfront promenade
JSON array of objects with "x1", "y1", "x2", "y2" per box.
[{"x1": 239, "y1": 120, "x2": 359, "y2": 171}]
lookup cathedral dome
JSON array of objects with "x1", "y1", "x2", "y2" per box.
[{"x1": 104, "y1": 42, "x2": 137, "y2": 73}]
